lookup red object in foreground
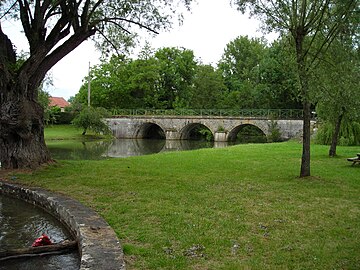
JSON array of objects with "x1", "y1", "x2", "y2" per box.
[{"x1": 32, "y1": 234, "x2": 53, "y2": 247}]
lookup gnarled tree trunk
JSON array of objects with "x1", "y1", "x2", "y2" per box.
[
  {"x1": 0, "y1": 26, "x2": 51, "y2": 169},
  {"x1": 0, "y1": 95, "x2": 52, "y2": 169}
]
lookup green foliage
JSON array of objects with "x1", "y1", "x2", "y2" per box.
[
  {"x1": 37, "y1": 73, "x2": 56, "y2": 125},
  {"x1": 72, "y1": 107, "x2": 111, "y2": 135},
  {"x1": 267, "y1": 120, "x2": 282, "y2": 143},
  {"x1": 231, "y1": 0, "x2": 358, "y2": 177},
  {"x1": 155, "y1": 47, "x2": 197, "y2": 109},
  {"x1": 218, "y1": 35, "x2": 301, "y2": 109},
  {"x1": 189, "y1": 64, "x2": 226, "y2": 109},
  {"x1": 315, "y1": 122, "x2": 334, "y2": 145},
  {"x1": 48, "y1": 106, "x2": 61, "y2": 125},
  {"x1": 38, "y1": 89, "x2": 52, "y2": 124},
  {"x1": 219, "y1": 36, "x2": 267, "y2": 86},
  {"x1": 217, "y1": 126, "x2": 225, "y2": 132},
  {"x1": 73, "y1": 37, "x2": 308, "y2": 112},
  {"x1": 258, "y1": 38, "x2": 301, "y2": 109},
  {"x1": 56, "y1": 112, "x2": 75, "y2": 125},
  {"x1": 218, "y1": 36, "x2": 267, "y2": 109},
  {"x1": 316, "y1": 121, "x2": 360, "y2": 146},
  {"x1": 38, "y1": 89, "x2": 50, "y2": 110},
  {"x1": 75, "y1": 47, "x2": 197, "y2": 110},
  {"x1": 312, "y1": 27, "x2": 360, "y2": 153},
  {"x1": 198, "y1": 128, "x2": 214, "y2": 141},
  {"x1": 236, "y1": 125, "x2": 267, "y2": 143}
]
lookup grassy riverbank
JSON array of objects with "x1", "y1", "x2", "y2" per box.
[
  {"x1": 44, "y1": 124, "x2": 109, "y2": 140},
  {"x1": 7, "y1": 136, "x2": 360, "y2": 269}
]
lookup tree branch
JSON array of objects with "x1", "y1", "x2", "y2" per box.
[
  {"x1": 18, "y1": 0, "x2": 32, "y2": 42},
  {"x1": 96, "y1": 27, "x2": 122, "y2": 55},
  {"x1": 0, "y1": 1, "x2": 17, "y2": 20},
  {"x1": 29, "y1": 29, "x2": 96, "y2": 88},
  {"x1": 94, "y1": 17, "x2": 159, "y2": 34}
]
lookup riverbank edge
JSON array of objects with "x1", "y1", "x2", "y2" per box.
[{"x1": 0, "y1": 180, "x2": 125, "y2": 270}]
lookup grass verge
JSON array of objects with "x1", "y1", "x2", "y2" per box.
[
  {"x1": 5, "y1": 142, "x2": 360, "y2": 269},
  {"x1": 44, "y1": 124, "x2": 110, "y2": 140}
]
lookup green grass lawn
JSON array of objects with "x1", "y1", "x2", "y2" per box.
[
  {"x1": 44, "y1": 124, "x2": 109, "y2": 140},
  {"x1": 7, "y1": 140, "x2": 360, "y2": 269}
]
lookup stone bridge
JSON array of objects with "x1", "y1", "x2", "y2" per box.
[{"x1": 105, "y1": 116, "x2": 305, "y2": 142}]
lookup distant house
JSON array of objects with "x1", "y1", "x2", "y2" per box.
[{"x1": 49, "y1": 97, "x2": 70, "y2": 112}]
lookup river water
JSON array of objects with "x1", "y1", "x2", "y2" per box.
[
  {"x1": 0, "y1": 195, "x2": 80, "y2": 270},
  {"x1": 46, "y1": 138, "x2": 244, "y2": 160}
]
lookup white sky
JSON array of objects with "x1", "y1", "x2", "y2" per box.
[{"x1": 1, "y1": 0, "x2": 276, "y2": 100}]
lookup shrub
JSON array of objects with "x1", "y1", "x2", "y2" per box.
[
  {"x1": 267, "y1": 120, "x2": 282, "y2": 142},
  {"x1": 57, "y1": 112, "x2": 75, "y2": 124},
  {"x1": 199, "y1": 128, "x2": 214, "y2": 141},
  {"x1": 72, "y1": 107, "x2": 111, "y2": 135},
  {"x1": 315, "y1": 121, "x2": 360, "y2": 146}
]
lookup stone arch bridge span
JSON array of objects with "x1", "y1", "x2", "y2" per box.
[{"x1": 105, "y1": 116, "x2": 304, "y2": 142}]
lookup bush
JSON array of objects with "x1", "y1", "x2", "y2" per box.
[
  {"x1": 72, "y1": 107, "x2": 111, "y2": 135},
  {"x1": 315, "y1": 121, "x2": 360, "y2": 146},
  {"x1": 57, "y1": 112, "x2": 75, "y2": 124},
  {"x1": 199, "y1": 128, "x2": 214, "y2": 141},
  {"x1": 267, "y1": 120, "x2": 282, "y2": 142},
  {"x1": 47, "y1": 106, "x2": 61, "y2": 125}
]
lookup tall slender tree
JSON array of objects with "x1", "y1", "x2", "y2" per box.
[
  {"x1": 315, "y1": 39, "x2": 360, "y2": 156},
  {"x1": 0, "y1": 0, "x2": 193, "y2": 169},
  {"x1": 231, "y1": 0, "x2": 358, "y2": 177}
]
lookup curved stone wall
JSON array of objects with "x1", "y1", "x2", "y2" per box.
[{"x1": 0, "y1": 181, "x2": 125, "y2": 270}]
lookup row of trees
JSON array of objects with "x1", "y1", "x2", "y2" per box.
[
  {"x1": 74, "y1": 30, "x2": 359, "y2": 164},
  {"x1": 75, "y1": 37, "x2": 302, "y2": 110}
]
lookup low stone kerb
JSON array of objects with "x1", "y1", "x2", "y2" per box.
[{"x1": 0, "y1": 181, "x2": 125, "y2": 270}]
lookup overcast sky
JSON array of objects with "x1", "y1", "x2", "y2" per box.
[{"x1": 2, "y1": 0, "x2": 276, "y2": 100}]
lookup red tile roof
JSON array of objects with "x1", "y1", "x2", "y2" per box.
[{"x1": 49, "y1": 97, "x2": 70, "y2": 108}]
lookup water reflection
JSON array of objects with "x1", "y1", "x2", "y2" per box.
[
  {"x1": 104, "y1": 139, "x2": 166, "y2": 158},
  {"x1": 0, "y1": 195, "x2": 80, "y2": 270},
  {"x1": 47, "y1": 139, "x2": 218, "y2": 160},
  {"x1": 47, "y1": 140, "x2": 112, "y2": 160}
]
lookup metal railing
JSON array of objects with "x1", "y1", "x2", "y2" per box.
[{"x1": 111, "y1": 109, "x2": 304, "y2": 119}]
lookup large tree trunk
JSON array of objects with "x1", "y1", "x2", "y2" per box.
[
  {"x1": 0, "y1": 25, "x2": 52, "y2": 169},
  {"x1": 329, "y1": 111, "x2": 344, "y2": 157},
  {"x1": 0, "y1": 92, "x2": 52, "y2": 169}
]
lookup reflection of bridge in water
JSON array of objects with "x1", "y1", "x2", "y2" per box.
[
  {"x1": 103, "y1": 139, "x2": 238, "y2": 158},
  {"x1": 106, "y1": 109, "x2": 306, "y2": 142}
]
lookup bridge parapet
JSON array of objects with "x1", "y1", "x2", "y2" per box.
[{"x1": 111, "y1": 109, "x2": 304, "y2": 120}]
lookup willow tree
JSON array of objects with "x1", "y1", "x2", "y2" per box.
[
  {"x1": 231, "y1": 0, "x2": 358, "y2": 177},
  {"x1": 0, "y1": 0, "x2": 192, "y2": 169}
]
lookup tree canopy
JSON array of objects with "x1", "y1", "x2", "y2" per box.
[{"x1": 74, "y1": 40, "x2": 304, "y2": 111}]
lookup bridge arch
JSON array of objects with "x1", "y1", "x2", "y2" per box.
[
  {"x1": 135, "y1": 122, "x2": 166, "y2": 139},
  {"x1": 180, "y1": 123, "x2": 214, "y2": 141},
  {"x1": 228, "y1": 124, "x2": 267, "y2": 142}
]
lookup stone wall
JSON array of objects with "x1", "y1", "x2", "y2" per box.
[{"x1": 0, "y1": 181, "x2": 125, "y2": 270}]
